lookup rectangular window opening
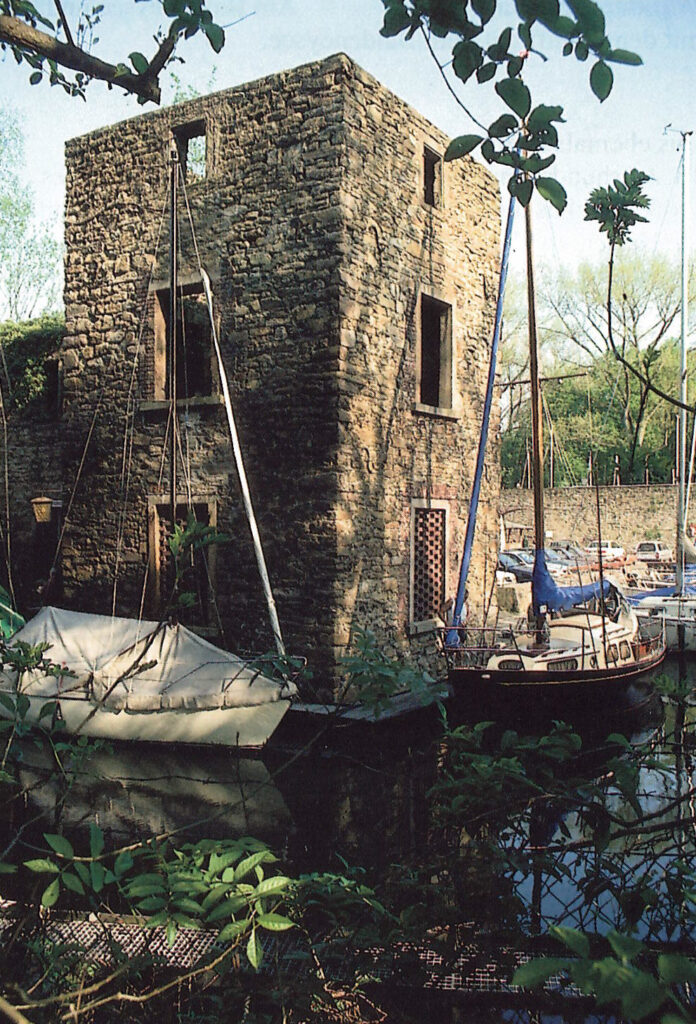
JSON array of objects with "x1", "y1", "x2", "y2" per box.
[
  {"x1": 413, "y1": 507, "x2": 446, "y2": 623},
  {"x1": 423, "y1": 146, "x2": 442, "y2": 207},
  {"x1": 154, "y1": 283, "x2": 214, "y2": 401},
  {"x1": 419, "y1": 294, "x2": 452, "y2": 409},
  {"x1": 174, "y1": 120, "x2": 206, "y2": 183}
]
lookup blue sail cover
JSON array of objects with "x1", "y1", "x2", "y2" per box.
[
  {"x1": 532, "y1": 549, "x2": 610, "y2": 615},
  {"x1": 627, "y1": 582, "x2": 696, "y2": 606}
]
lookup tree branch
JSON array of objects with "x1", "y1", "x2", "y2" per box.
[{"x1": 0, "y1": 14, "x2": 175, "y2": 103}]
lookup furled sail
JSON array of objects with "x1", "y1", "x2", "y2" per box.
[{"x1": 532, "y1": 550, "x2": 610, "y2": 615}]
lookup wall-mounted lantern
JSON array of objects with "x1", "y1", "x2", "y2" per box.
[{"x1": 31, "y1": 496, "x2": 53, "y2": 524}]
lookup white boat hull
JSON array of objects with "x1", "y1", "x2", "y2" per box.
[
  {"x1": 636, "y1": 596, "x2": 696, "y2": 652},
  {"x1": 0, "y1": 692, "x2": 293, "y2": 749}
]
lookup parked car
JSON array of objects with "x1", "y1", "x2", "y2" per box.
[
  {"x1": 550, "y1": 542, "x2": 592, "y2": 568},
  {"x1": 635, "y1": 540, "x2": 673, "y2": 563},
  {"x1": 585, "y1": 539, "x2": 626, "y2": 563},
  {"x1": 497, "y1": 551, "x2": 533, "y2": 583}
]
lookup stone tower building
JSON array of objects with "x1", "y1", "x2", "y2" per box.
[{"x1": 57, "y1": 53, "x2": 501, "y2": 695}]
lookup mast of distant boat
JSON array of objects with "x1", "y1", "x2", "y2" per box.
[{"x1": 676, "y1": 128, "x2": 692, "y2": 596}]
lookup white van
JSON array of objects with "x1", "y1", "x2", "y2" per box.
[{"x1": 635, "y1": 540, "x2": 673, "y2": 563}]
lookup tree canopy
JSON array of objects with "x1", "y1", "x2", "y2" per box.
[
  {"x1": 0, "y1": 0, "x2": 225, "y2": 104},
  {"x1": 380, "y1": 0, "x2": 642, "y2": 210}
]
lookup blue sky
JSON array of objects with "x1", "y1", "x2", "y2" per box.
[{"x1": 1, "y1": 0, "x2": 694, "y2": 276}]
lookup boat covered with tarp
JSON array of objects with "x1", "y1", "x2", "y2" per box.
[{"x1": 0, "y1": 607, "x2": 297, "y2": 748}]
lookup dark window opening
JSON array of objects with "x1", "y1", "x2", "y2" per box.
[
  {"x1": 419, "y1": 295, "x2": 452, "y2": 409},
  {"x1": 173, "y1": 120, "x2": 206, "y2": 183},
  {"x1": 413, "y1": 507, "x2": 446, "y2": 622},
  {"x1": 424, "y1": 147, "x2": 442, "y2": 207},
  {"x1": 156, "y1": 284, "x2": 213, "y2": 400}
]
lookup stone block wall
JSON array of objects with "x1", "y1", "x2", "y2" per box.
[
  {"x1": 500, "y1": 484, "x2": 680, "y2": 552},
  {"x1": 60, "y1": 54, "x2": 500, "y2": 693}
]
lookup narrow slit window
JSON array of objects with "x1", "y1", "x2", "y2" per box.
[
  {"x1": 423, "y1": 146, "x2": 442, "y2": 207},
  {"x1": 174, "y1": 120, "x2": 206, "y2": 183},
  {"x1": 413, "y1": 507, "x2": 446, "y2": 623},
  {"x1": 419, "y1": 294, "x2": 452, "y2": 409}
]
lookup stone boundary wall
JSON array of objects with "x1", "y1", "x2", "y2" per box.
[{"x1": 500, "y1": 484, "x2": 680, "y2": 551}]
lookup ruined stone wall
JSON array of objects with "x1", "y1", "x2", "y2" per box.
[
  {"x1": 61, "y1": 53, "x2": 500, "y2": 693},
  {"x1": 335, "y1": 60, "x2": 501, "y2": 673},
  {"x1": 500, "y1": 484, "x2": 680, "y2": 551}
]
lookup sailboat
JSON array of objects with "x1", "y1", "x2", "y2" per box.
[
  {"x1": 631, "y1": 129, "x2": 696, "y2": 651},
  {"x1": 0, "y1": 142, "x2": 297, "y2": 748},
  {"x1": 442, "y1": 193, "x2": 666, "y2": 709}
]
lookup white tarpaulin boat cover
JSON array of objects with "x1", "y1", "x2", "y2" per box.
[{"x1": 2, "y1": 607, "x2": 296, "y2": 713}]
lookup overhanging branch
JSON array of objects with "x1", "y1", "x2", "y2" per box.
[{"x1": 0, "y1": 14, "x2": 177, "y2": 103}]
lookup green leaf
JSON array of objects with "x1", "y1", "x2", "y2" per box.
[
  {"x1": 658, "y1": 954, "x2": 696, "y2": 985},
  {"x1": 488, "y1": 114, "x2": 518, "y2": 138},
  {"x1": 550, "y1": 925, "x2": 590, "y2": 958},
  {"x1": 254, "y1": 875, "x2": 290, "y2": 897},
  {"x1": 90, "y1": 824, "x2": 104, "y2": 860},
  {"x1": 137, "y1": 895, "x2": 167, "y2": 912},
  {"x1": 90, "y1": 861, "x2": 106, "y2": 893},
  {"x1": 114, "y1": 850, "x2": 134, "y2": 878},
  {"x1": 380, "y1": 2, "x2": 411, "y2": 37},
  {"x1": 471, "y1": 0, "x2": 495, "y2": 23},
  {"x1": 233, "y1": 852, "x2": 272, "y2": 882},
  {"x1": 606, "y1": 48, "x2": 642, "y2": 66},
  {"x1": 606, "y1": 931, "x2": 643, "y2": 962},
  {"x1": 445, "y1": 135, "x2": 483, "y2": 160},
  {"x1": 29, "y1": 71, "x2": 42, "y2": 85},
  {"x1": 217, "y1": 918, "x2": 251, "y2": 943},
  {"x1": 476, "y1": 61, "x2": 497, "y2": 83},
  {"x1": 452, "y1": 40, "x2": 483, "y2": 83},
  {"x1": 0, "y1": 863, "x2": 17, "y2": 874},
  {"x1": 62, "y1": 871, "x2": 85, "y2": 895},
  {"x1": 41, "y1": 877, "x2": 60, "y2": 907},
  {"x1": 568, "y1": 0, "x2": 605, "y2": 43},
  {"x1": 129, "y1": 52, "x2": 149, "y2": 74},
  {"x1": 203, "y1": 22, "x2": 225, "y2": 52},
  {"x1": 25, "y1": 858, "x2": 60, "y2": 874},
  {"x1": 589, "y1": 59, "x2": 613, "y2": 101},
  {"x1": 166, "y1": 918, "x2": 178, "y2": 946},
  {"x1": 536, "y1": 176, "x2": 567, "y2": 212},
  {"x1": 513, "y1": 957, "x2": 570, "y2": 988},
  {"x1": 172, "y1": 897, "x2": 202, "y2": 916},
  {"x1": 508, "y1": 175, "x2": 532, "y2": 205},
  {"x1": 257, "y1": 912, "x2": 294, "y2": 932},
  {"x1": 495, "y1": 77, "x2": 531, "y2": 118},
  {"x1": 247, "y1": 928, "x2": 263, "y2": 970},
  {"x1": 45, "y1": 834, "x2": 74, "y2": 860}
]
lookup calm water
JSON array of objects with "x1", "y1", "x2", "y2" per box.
[{"x1": 2, "y1": 655, "x2": 695, "y2": 957}]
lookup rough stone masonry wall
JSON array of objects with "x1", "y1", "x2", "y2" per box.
[
  {"x1": 61, "y1": 53, "x2": 500, "y2": 693},
  {"x1": 62, "y1": 57, "x2": 348, "y2": 674},
  {"x1": 500, "y1": 484, "x2": 680, "y2": 551},
  {"x1": 335, "y1": 59, "x2": 501, "y2": 671}
]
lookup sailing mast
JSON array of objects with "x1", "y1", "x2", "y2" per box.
[
  {"x1": 168, "y1": 140, "x2": 179, "y2": 542},
  {"x1": 525, "y1": 200, "x2": 546, "y2": 633},
  {"x1": 676, "y1": 128, "x2": 692, "y2": 595}
]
